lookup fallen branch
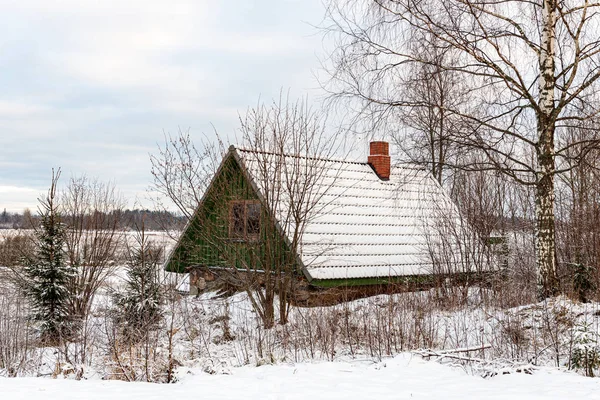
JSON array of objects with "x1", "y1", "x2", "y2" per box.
[
  {"x1": 413, "y1": 347, "x2": 537, "y2": 378},
  {"x1": 429, "y1": 345, "x2": 491, "y2": 354},
  {"x1": 414, "y1": 349, "x2": 486, "y2": 363},
  {"x1": 414, "y1": 344, "x2": 491, "y2": 361}
]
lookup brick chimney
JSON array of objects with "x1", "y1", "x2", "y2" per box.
[{"x1": 368, "y1": 141, "x2": 390, "y2": 180}]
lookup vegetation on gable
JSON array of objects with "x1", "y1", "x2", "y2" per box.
[
  {"x1": 166, "y1": 151, "x2": 299, "y2": 276},
  {"x1": 167, "y1": 154, "x2": 255, "y2": 272}
]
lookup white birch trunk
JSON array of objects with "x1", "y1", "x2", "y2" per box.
[{"x1": 535, "y1": 0, "x2": 559, "y2": 299}]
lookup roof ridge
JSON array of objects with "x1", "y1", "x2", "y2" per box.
[
  {"x1": 233, "y1": 145, "x2": 366, "y2": 166},
  {"x1": 233, "y1": 145, "x2": 428, "y2": 172}
]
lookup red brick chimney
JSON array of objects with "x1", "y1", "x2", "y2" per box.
[{"x1": 368, "y1": 141, "x2": 390, "y2": 180}]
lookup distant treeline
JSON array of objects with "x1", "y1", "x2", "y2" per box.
[{"x1": 0, "y1": 208, "x2": 185, "y2": 231}]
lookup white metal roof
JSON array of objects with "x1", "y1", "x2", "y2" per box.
[{"x1": 234, "y1": 147, "x2": 480, "y2": 281}]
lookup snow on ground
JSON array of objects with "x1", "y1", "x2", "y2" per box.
[
  {"x1": 1, "y1": 354, "x2": 598, "y2": 400},
  {"x1": 3, "y1": 228, "x2": 600, "y2": 395}
]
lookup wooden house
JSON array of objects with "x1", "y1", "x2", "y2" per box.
[{"x1": 165, "y1": 141, "x2": 489, "y2": 303}]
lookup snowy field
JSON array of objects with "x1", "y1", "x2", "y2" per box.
[
  {"x1": 3, "y1": 230, "x2": 600, "y2": 397},
  {"x1": 1, "y1": 354, "x2": 598, "y2": 400}
]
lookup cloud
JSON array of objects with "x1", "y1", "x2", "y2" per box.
[
  {"x1": 0, "y1": 186, "x2": 42, "y2": 213},
  {"x1": 0, "y1": 0, "x2": 327, "y2": 212}
]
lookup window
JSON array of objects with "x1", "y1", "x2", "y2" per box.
[
  {"x1": 246, "y1": 203, "x2": 261, "y2": 236},
  {"x1": 230, "y1": 202, "x2": 245, "y2": 238},
  {"x1": 229, "y1": 200, "x2": 261, "y2": 241}
]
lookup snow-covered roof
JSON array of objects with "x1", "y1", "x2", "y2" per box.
[{"x1": 234, "y1": 147, "x2": 479, "y2": 281}]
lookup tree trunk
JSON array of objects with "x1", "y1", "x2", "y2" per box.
[
  {"x1": 535, "y1": 152, "x2": 559, "y2": 299},
  {"x1": 535, "y1": 0, "x2": 559, "y2": 299},
  {"x1": 263, "y1": 295, "x2": 275, "y2": 329}
]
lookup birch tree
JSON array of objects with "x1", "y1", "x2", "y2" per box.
[{"x1": 322, "y1": 0, "x2": 600, "y2": 298}]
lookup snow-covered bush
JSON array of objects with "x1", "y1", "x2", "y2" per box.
[
  {"x1": 572, "y1": 263, "x2": 596, "y2": 304},
  {"x1": 570, "y1": 322, "x2": 600, "y2": 377},
  {"x1": 112, "y1": 232, "x2": 163, "y2": 342},
  {"x1": 105, "y1": 229, "x2": 170, "y2": 382}
]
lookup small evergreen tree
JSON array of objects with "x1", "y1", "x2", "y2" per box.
[
  {"x1": 113, "y1": 229, "x2": 163, "y2": 341},
  {"x1": 572, "y1": 263, "x2": 596, "y2": 303},
  {"x1": 571, "y1": 322, "x2": 600, "y2": 377},
  {"x1": 22, "y1": 169, "x2": 74, "y2": 342}
]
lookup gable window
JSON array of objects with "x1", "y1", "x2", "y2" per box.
[{"x1": 229, "y1": 200, "x2": 261, "y2": 241}]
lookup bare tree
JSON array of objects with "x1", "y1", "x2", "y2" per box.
[
  {"x1": 153, "y1": 94, "x2": 346, "y2": 328},
  {"x1": 397, "y1": 39, "x2": 469, "y2": 184},
  {"x1": 235, "y1": 96, "x2": 346, "y2": 326},
  {"x1": 0, "y1": 232, "x2": 35, "y2": 268},
  {"x1": 150, "y1": 129, "x2": 226, "y2": 221},
  {"x1": 61, "y1": 176, "x2": 125, "y2": 328},
  {"x1": 450, "y1": 165, "x2": 507, "y2": 242},
  {"x1": 322, "y1": 0, "x2": 600, "y2": 298},
  {"x1": 555, "y1": 125, "x2": 600, "y2": 298}
]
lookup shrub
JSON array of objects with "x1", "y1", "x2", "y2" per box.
[
  {"x1": 570, "y1": 323, "x2": 600, "y2": 377},
  {"x1": 572, "y1": 263, "x2": 596, "y2": 303},
  {"x1": 112, "y1": 231, "x2": 164, "y2": 342}
]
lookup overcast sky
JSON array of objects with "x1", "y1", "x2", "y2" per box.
[{"x1": 0, "y1": 0, "x2": 330, "y2": 213}]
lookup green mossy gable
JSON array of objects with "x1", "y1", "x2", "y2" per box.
[{"x1": 165, "y1": 152, "x2": 297, "y2": 276}]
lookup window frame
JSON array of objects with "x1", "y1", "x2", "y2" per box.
[{"x1": 228, "y1": 200, "x2": 261, "y2": 242}]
